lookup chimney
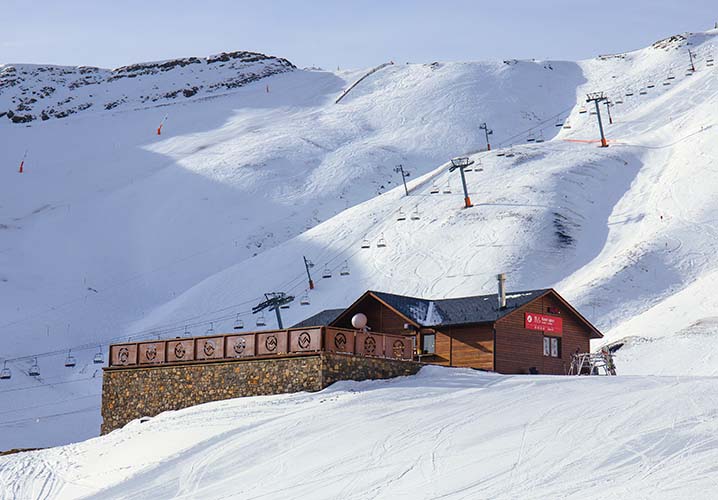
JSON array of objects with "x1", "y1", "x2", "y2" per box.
[{"x1": 497, "y1": 273, "x2": 506, "y2": 309}]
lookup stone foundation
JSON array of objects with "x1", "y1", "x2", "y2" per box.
[{"x1": 101, "y1": 352, "x2": 421, "y2": 434}]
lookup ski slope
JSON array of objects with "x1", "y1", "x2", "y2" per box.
[
  {"x1": 2, "y1": 28, "x2": 718, "y2": 449},
  {"x1": 1, "y1": 367, "x2": 717, "y2": 499}
]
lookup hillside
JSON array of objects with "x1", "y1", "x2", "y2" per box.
[
  {"x1": 1, "y1": 28, "x2": 718, "y2": 450},
  {"x1": 1, "y1": 367, "x2": 717, "y2": 499}
]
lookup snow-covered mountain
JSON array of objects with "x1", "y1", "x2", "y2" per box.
[{"x1": 1, "y1": 28, "x2": 718, "y2": 450}]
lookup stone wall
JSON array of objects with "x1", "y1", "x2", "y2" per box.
[{"x1": 101, "y1": 353, "x2": 422, "y2": 434}]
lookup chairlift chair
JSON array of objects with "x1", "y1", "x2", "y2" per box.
[
  {"x1": 376, "y1": 233, "x2": 387, "y2": 248},
  {"x1": 0, "y1": 362, "x2": 10, "y2": 380},
  {"x1": 526, "y1": 131, "x2": 536, "y2": 142},
  {"x1": 707, "y1": 56, "x2": 714, "y2": 67},
  {"x1": 206, "y1": 322, "x2": 215, "y2": 336},
  {"x1": 667, "y1": 72, "x2": 675, "y2": 80},
  {"x1": 300, "y1": 293, "x2": 310, "y2": 306},
  {"x1": 442, "y1": 182, "x2": 452, "y2": 194},
  {"x1": 625, "y1": 89, "x2": 634, "y2": 96},
  {"x1": 93, "y1": 346, "x2": 104, "y2": 364},
  {"x1": 396, "y1": 209, "x2": 406, "y2": 221},
  {"x1": 555, "y1": 116, "x2": 564, "y2": 127},
  {"x1": 662, "y1": 79, "x2": 671, "y2": 86},
  {"x1": 562, "y1": 120, "x2": 572, "y2": 130},
  {"x1": 233, "y1": 314, "x2": 244, "y2": 330},
  {"x1": 361, "y1": 239, "x2": 371, "y2": 249},
  {"x1": 280, "y1": 303, "x2": 290, "y2": 309},
  {"x1": 29, "y1": 357, "x2": 40, "y2": 377},
  {"x1": 647, "y1": 81, "x2": 655, "y2": 88},
  {"x1": 322, "y1": 265, "x2": 332, "y2": 278},
  {"x1": 340, "y1": 261, "x2": 350, "y2": 276},
  {"x1": 589, "y1": 109, "x2": 597, "y2": 115},
  {"x1": 410, "y1": 206, "x2": 421, "y2": 220},
  {"x1": 64, "y1": 350, "x2": 76, "y2": 368},
  {"x1": 535, "y1": 132, "x2": 544, "y2": 143},
  {"x1": 639, "y1": 88, "x2": 647, "y2": 95},
  {"x1": 256, "y1": 314, "x2": 267, "y2": 327},
  {"x1": 615, "y1": 96, "x2": 624, "y2": 104},
  {"x1": 430, "y1": 183, "x2": 439, "y2": 194}
]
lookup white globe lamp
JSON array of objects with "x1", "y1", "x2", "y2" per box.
[{"x1": 351, "y1": 313, "x2": 368, "y2": 330}]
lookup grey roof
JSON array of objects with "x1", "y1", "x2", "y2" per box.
[
  {"x1": 371, "y1": 289, "x2": 551, "y2": 327},
  {"x1": 291, "y1": 308, "x2": 346, "y2": 328}
]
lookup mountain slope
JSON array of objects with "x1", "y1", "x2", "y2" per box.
[
  {"x1": 1, "y1": 367, "x2": 717, "y2": 499},
  {"x1": 1, "y1": 29, "x2": 718, "y2": 449}
]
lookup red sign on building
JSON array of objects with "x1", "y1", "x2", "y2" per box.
[{"x1": 524, "y1": 312, "x2": 563, "y2": 334}]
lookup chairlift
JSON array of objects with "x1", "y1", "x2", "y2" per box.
[
  {"x1": 256, "y1": 314, "x2": 267, "y2": 327},
  {"x1": 555, "y1": 116, "x2": 564, "y2": 127},
  {"x1": 300, "y1": 292, "x2": 310, "y2": 306},
  {"x1": 0, "y1": 361, "x2": 11, "y2": 380},
  {"x1": 496, "y1": 151, "x2": 506, "y2": 157},
  {"x1": 589, "y1": 109, "x2": 597, "y2": 116},
  {"x1": 29, "y1": 357, "x2": 40, "y2": 377},
  {"x1": 322, "y1": 265, "x2": 332, "y2": 278},
  {"x1": 625, "y1": 89, "x2": 634, "y2": 96},
  {"x1": 526, "y1": 131, "x2": 536, "y2": 142},
  {"x1": 376, "y1": 233, "x2": 387, "y2": 248},
  {"x1": 430, "y1": 183, "x2": 439, "y2": 194},
  {"x1": 647, "y1": 81, "x2": 655, "y2": 88},
  {"x1": 340, "y1": 261, "x2": 350, "y2": 276},
  {"x1": 685, "y1": 69, "x2": 694, "y2": 76},
  {"x1": 64, "y1": 350, "x2": 76, "y2": 368},
  {"x1": 707, "y1": 56, "x2": 714, "y2": 67},
  {"x1": 361, "y1": 239, "x2": 371, "y2": 249},
  {"x1": 662, "y1": 79, "x2": 671, "y2": 86},
  {"x1": 639, "y1": 88, "x2": 647, "y2": 95},
  {"x1": 396, "y1": 209, "x2": 406, "y2": 221},
  {"x1": 562, "y1": 119, "x2": 572, "y2": 130},
  {"x1": 206, "y1": 322, "x2": 215, "y2": 336},
  {"x1": 442, "y1": 182, "x2": 452, "y2": 194},
  {"x1": 233, "y1": 314, "x2": 244, "y2": 330},
  {"x1": 614, "y1": 96, "x2": 624, "y2": 104},
  {"x1": 280, "y1": 303, "x2": 290, "y2": 309},
  {"x1": 667, "y1": 72, "x2": 676, "y2": 80},
  {"x1": 93, "y1": 346, "x2": 104, "y2": 364},
  {"x1": 535, "y1": 132, "x2": 545, "y2": 143},
  {"x1": 183, "y1": 325, "x2": 191, "y2": 337},
  {"x1": 578, "y1": 106, "x2": 587, "y2": 114},
  {"x1": 410, "y1": 205, "x2": 421, "y2": 220}
]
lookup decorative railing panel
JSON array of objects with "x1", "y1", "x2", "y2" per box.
[{"x1": 108, "y1": 327, "x2": 414, "y2": 368}]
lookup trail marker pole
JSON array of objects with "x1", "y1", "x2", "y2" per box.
[
  {"x1": 479, "y1": 122, "x2": 493, "y2": 151},
  {"x1": 394, "y1": 164, "x2": 410, "y2": 196},
  {"x1": 449, "y1": 157, "x2": 474, "y2": 208},
  {"x1": 18, "y1": 150, "x2": 27, "y2": 173},
  {"x1": 586, "y1": 92, "x2": 609, "y2": 147}
]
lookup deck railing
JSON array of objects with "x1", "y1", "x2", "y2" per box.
[{"x1": 108, "y1": 326, "x2": 414, "y2": 368}]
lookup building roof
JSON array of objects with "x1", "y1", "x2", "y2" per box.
[
  {"x1": 291, "y1": 308, "x2": 346, "y2": 328},
  {"x1": 370, "y1": 289, "x2": 551, "y2": 327}
]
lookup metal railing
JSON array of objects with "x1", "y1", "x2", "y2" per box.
[{"x1": 108, "y1": 326, "x2": 414, "y2": 368}]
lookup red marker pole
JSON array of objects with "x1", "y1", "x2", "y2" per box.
[
  {"x1": 157, "y1": 115, "x2": 168, "y2": 136},
  {"x1": 18, "y1": 150, "x2": 27, "y2": 173}
]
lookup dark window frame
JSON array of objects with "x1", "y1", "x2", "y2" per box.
[{"x1": 422, "y1": 333, "x2": 436, "y2": 354}]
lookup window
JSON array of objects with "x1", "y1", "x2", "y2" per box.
[
  {"x1": 422, "y1": 334, "x2": 436, "y2": 354},
  {"x1": 543, "y1": 336, "x2": 561, "y2": 358}
]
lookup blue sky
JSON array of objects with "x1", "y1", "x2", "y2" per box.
[{"x1": 2, "y1": 0, "x2": 716, "y2": 68}]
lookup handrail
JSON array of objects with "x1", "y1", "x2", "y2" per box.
[{"x1": 107, "y1": 326, "x2": 414, "y2": 368}]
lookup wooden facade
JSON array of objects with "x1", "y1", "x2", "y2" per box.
[{"x1": 324, "y1": 289, "x2": 601, "y2": 375}]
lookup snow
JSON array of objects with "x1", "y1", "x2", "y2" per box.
[
  {"x1": 1, "y1": 367, "x2": 717, "y2": 499},
  {"x1": 2, "y1": 28, "x2": 718, "y2": 452}
]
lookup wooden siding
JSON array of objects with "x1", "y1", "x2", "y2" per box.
[
  {"x1": 332, "y1": 295, "x2": 493, "y2": 370},
  {"x1": 494, "y1": 291, "x2": 591, "y2": 375}
]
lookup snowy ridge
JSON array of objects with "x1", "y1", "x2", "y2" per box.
[{"x1": 0, "y1": 50, "x2": 295, "y2": 123}]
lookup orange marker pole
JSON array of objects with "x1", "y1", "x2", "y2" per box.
[{"x1": 18, "y1": 150, "x2": 27, "y2": 173}]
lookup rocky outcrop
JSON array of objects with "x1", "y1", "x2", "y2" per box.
[{"x1": 0, "y1": 51, "x2": 296, "y2": 125}]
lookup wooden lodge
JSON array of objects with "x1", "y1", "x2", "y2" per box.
[{"x1": 293, "y1": 282, "x2": 602, "y2": 375}]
